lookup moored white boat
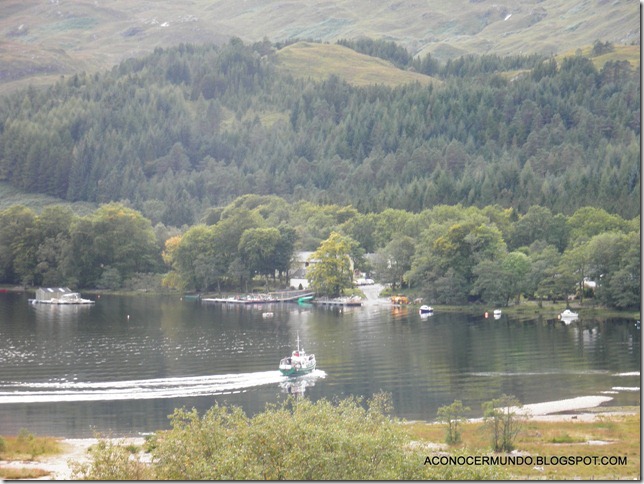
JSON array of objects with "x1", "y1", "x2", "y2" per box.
[
  {"x1": 419, "y1": 305, "x2": 434, "y2": 315},
  {"x1": 559, "y1": 309, "x2": 579, "y2": 322}
]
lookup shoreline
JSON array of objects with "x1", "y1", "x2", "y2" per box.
[
  {"x1": 1, "y1": 398, "x2": 638, "y2": 480},
  {"x1": 2, "y1": 285, "x2": 639, "y2": 320}
]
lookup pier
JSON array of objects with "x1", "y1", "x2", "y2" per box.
[
  {"x1": 201, "y1": 290, "x2": 315, "y2": 305},
  {"x1": 311, "y1": 297, "x2": 363, "y2": 307}
]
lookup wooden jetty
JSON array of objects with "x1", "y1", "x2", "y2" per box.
[
  {"x1": 311, "y1": 297, "x2": 363, "y2": 307},
  {"x1": 202, "y1": 290, "x2": 315, "y2": 305}
]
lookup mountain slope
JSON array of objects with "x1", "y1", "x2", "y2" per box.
[{"x1": 0, "y1": 0, "x2": 638, "y2": 92}]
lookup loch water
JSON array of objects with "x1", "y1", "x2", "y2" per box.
[{"x1": 0, "y1": 292, "x2": 639, "y2": 438}]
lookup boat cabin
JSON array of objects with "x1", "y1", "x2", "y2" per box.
[{"x1": 35, "y1": 287, "x2": 74, "y2": 302}]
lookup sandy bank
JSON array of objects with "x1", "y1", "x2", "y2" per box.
[
  {"x1": 517, "y1": 395, "x2": 615, "y2": 416},
  {"x1": 458, "y1": 395, "x2": 629, "y2": 423}
]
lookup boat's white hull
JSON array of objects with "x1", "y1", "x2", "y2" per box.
[
  {"x1": 560, "y1": 310, "x2": 579, "y2": 319},
  {"x1": 30, "y1": 299, "x2": 94, "y2": 305}
]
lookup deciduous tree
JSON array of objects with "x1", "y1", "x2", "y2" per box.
[
  {"x1": 374, "y1": 235, "x2": 416, "y2": 288},
  {"x1": 307, "y1": 232, "x2": 358, "y2": 297}
]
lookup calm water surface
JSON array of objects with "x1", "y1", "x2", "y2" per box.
[{"x1": 0, "y1": 292, "x2": 639, "y2": 437}]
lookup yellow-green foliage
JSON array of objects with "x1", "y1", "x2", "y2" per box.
[{"x1": 0, "y1": 429, "x2": 62, "y2": 460}]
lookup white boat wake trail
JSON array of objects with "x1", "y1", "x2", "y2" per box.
[{"x1": 0, "y1": 370, "x2": 326, "y2": 404}]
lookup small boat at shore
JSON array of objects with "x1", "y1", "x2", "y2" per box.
[
  {"x1": 279, "y1": 333, "x2": 316, "y2": 376},
  {"x1": 419, "y1": 305, "x2": 434, "y2": 315},
  {"x1": 559, "y1": 309, "x2": 579, "y2": 322}
]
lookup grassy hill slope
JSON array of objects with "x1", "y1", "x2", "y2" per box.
[
  {"x1": 0, "y1": 0, "x2": 638, "y2": 93},
  {"x1": 557, "y1": 44, "x2": 640, "y2": 70},
  {"x1": 275, "y1": 42, "x2": 436, "y2": 87},
  {"x1": 0, "y1": 182, "x2": 96, "y2": 215}
]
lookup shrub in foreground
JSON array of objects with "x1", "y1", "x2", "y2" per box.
[
  {"x1": 73, "y1": 394, "x2": 422, "y2": 480},
  {"x1": 483, "y1": 394, "x2": 524, "y2": 452},
  {"x1": 437, "y1": 399, "x2": 470, "y2": 445},
  {"x1": 70, "y1": 439, "x2": 149, "y2": 480},
  {"x1": 72, "y1": 393, "x2": 509, "y2": 480}
]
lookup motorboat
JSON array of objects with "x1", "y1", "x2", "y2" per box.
[
  {"x1": 278, "y1": 333, "x2": 316, "y2": 376},
  {"x1": 419, "y1": 305, "x2": 434, "y2": 315},
  {"x1": 559, "y1": 309, "x2": 579, "y2": 322}
]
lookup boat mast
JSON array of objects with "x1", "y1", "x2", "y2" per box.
[{"x1": 296, "y1": 332, "x2": 301, "y2": 352}]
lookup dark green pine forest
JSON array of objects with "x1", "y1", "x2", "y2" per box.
[{"x1": 0, "y1": 39, "x2": 639, "y2": 227}]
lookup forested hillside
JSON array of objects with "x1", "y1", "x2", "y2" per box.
[{"x1": 0, "y1": 39, "x2": 639, "y2": 227}]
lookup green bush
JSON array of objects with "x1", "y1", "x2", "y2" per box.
[
  {"x1": 70, "y1": 439, "x2": 150, "y2": 480},
  {"x1": 72, "y1": 394, "x2": 508, "y2": 480},
  {"x1": 152, "y1": 393, "x2": 422, "y2": 480},
  {"x1": 72, "y1": 394, "x2": 426, "y2": 480}
]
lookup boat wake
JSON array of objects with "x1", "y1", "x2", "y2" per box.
[{"x1": 0, "y1": 370, "x2": 327, "y2": 404}]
